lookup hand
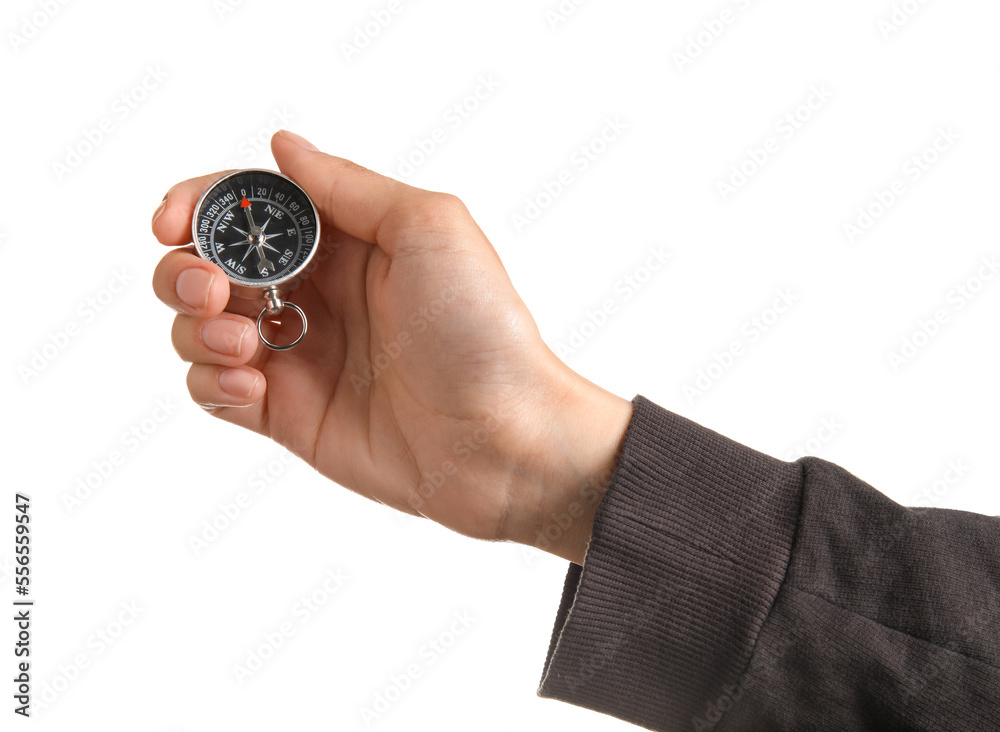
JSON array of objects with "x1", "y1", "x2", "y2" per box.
[{"x1": 151, "y1": 130, "x2": 632, "y2": 564}]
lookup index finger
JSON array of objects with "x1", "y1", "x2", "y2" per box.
[{"x1": 151, "y1": 170, "x2": 235, "y2": 247}]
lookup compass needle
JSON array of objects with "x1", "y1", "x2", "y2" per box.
[{"x1": 240, "y1": 194, "x2": 257, "y2": 230}]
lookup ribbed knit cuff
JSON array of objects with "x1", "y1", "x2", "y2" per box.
[{"x1": 537, "y1": 395, "x2": 804, "y2": 731}]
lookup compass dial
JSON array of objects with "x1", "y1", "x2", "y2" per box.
[{"x1": 192, "y1": 169, "x2": 319, "y2": 288}]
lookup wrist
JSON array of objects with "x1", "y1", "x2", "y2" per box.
[{"x1": 501, "y1": 359, "x2": 633, "y2": 564}]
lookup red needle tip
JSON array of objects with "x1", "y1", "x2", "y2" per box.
[{"x1": 241, "y1": 197, "x2": 251, "y2": 208}]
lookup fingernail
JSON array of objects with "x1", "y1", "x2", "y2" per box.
[
  {"x1": 152, "y1": 197, "x2": 167, "y2": 227},
  {"x1": 176, "y1": 269, "x2": 214, "y2": 311},
  {"x1": 277, "y1": 129, "x2": 318, "y2": 152},
  {"x1": 202, "y1": 320, "x2": 249, "y2": 356},
  {"x1": 219, "y1": 368, "x2": 258, "y2": 398}
]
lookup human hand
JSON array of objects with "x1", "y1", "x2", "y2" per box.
[{"x1": 151, "y1": 130, "x2": 632, "y2": 564}]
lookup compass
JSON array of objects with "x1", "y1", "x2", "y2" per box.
[{"x1": 192, "y1": 169, "x2": 320, "y2": 351}]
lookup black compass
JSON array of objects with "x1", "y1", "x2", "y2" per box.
[{"x1": 192, "y1": 169, "x2": 320, "y2": 351}]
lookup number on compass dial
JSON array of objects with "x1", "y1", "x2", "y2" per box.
[{"x1": 192, "y1": 170, "x2": 319, "y2": 287}]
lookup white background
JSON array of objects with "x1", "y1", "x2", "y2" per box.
[{"x1": 3, "y1": 0, "x2": 999, "y2": 730}]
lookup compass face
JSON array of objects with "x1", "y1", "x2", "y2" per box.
[{"x1": 192, "y1": 170, "x2": 319, "y2": 289}]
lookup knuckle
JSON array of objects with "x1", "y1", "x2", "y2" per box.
[
  {"x1": 321, "y1": 159, "x2": 378, "y2": 215},
  {"x1": 396, "y1": 192, "x2": 469, "y2": 233},
  {"x1": 185, "y1": 366, "x2": 219, "y2": 413},
  {"x1": 170, "y1": 316, "x2": 195, "y2": 362},
  {"x1": 427, "y1": 192, "x2": 468, "y2": 219},
  {"x1": 333, "y1": 158, "x2": 371, "y2": 178}
]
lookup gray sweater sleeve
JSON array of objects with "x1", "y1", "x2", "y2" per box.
[{"x1": 537, "y1": 396, "x2": 1000, "y2": 731}]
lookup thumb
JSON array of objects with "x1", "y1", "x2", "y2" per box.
[{"x1": 271, "y1": 130, "x2": 428, "y2": 254}]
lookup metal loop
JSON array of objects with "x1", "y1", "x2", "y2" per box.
[{"x1": 256, "y1": 301, "x2": 307, "y2": 351}]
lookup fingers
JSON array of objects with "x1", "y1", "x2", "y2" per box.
[
  {"x1": 151, "y1": 247, "x2": 231, "y2": 316},
  {"x1": 271, "y1": 130, "x2": 467, "y2": 254},
  {"x1": 151, "y1": 170, "x2": 235, "y2": 247},
  {"x1": 171, "y1": 312, "x2": 259, "y2": 365},
  {"x1": 150, "y1": 171, "x2": 269, "y2": 421},
  {"x1": 186, "y1": 363, "x2": 266, "y2": 409}
]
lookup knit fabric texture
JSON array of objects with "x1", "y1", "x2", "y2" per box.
[{"x1": 537, "y1": 396, "x2": 1000, "y2": 731}]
